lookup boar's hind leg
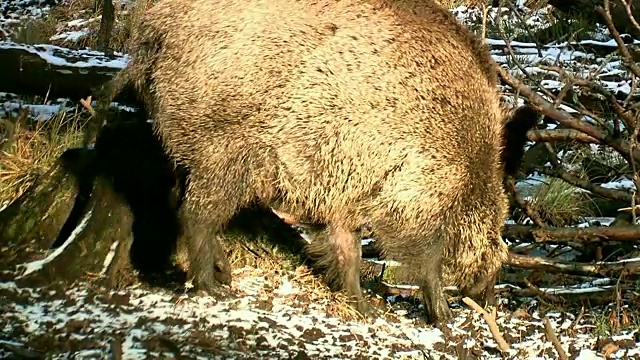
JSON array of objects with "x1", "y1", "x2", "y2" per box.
[
  {"x1": 180, "y1": 173, "x2": 236, "y2": 292},
  {"x1": 306, "y1": 223, "x2": 369, "y2": 314},
  {"x1": 419, "y1": 249, "x2": 453, "y2": 325}
]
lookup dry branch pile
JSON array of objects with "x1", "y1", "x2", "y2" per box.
[{"x1": 490, "y1": 0, "x2": 640, "y2": 283}]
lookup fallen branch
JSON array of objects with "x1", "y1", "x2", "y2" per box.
[
  {"x1": 503, "y1": 224, "x2": 640, "y2": 244},
  {"x1": 524, "y1": 278, "x2": 565, "y2": 304},
  {"x1": 543, "y1": 317, "x2": 569, "y2": 360},
  {"x1": 495, "y1": 64, "x2": 640, "y2": 164},
  {"x1": 527, "y1": 129, "x2": 600, "y2": 143},
  {"x1": 507, "y1": 252, "x2": 640, "y2": 277},
  {"x1": 461, "y1": 297, "x2": 511, "y2": 352}
]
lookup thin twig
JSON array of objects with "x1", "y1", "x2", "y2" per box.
[
  {"x1": 504, "y1": 1, "x2": 543, "y2": 57},
  {"x1": 524, "y1": 278, "x2": 565, "y2": 304},
  {"x1": 623, "y1": 0, "x2": 640, "y2": 35},
  {"x1": 596, "y1": 1, "x2": 640, "y2": 79},
  {"x1": 506, "y1": 177, "x2": 548, "y2": 227},
  {"x1": 538, "y1": 64, "x2": 637, "y2": 131},
  {"x1": 482, "y1": 3, "x2": 488, "y2": 43},
  {"x1": 568, "y1": 306, "x2": 586, "y2": 336},
  {"x1": 80, "y1": 96, "x2": 96, "y2": 117},
  {"x1": 543, "y1": 317, "x2": 569, "y2": 360},
  {"x1": 462, "y1": 297, "x2": 511, "y2": 352}
]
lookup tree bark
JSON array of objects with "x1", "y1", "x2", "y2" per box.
[
  {"x1": 14, "y1": 177, "x2": 135, "y2": 288},
  {"x1": 97, "y1": 0, "x2": 115, "y2": 55}
]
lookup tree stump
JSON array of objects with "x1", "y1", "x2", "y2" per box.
[
  {"x1": 0, "y1": 159, "x2": 78, "y2": 252},
  {"x1": 0, "y1": 146, "x2": 140, "y2": 289},
  {"x1": 13, "y1": 176, "x2": 135, "y2": 289}
]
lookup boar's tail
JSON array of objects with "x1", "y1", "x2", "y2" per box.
[{"x1": 501, "y1": 104, "x2": 539, "y2": 177}]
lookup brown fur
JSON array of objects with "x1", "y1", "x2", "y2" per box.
[{"x1": 106, "y1": 0, "x2": 518, "y2": 324}]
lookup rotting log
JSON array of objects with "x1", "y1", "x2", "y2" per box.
[
  {"x1": 14, "y1": 177, "x2": 135, "y2": 289},
  {"x1": 0, "y1": 159, "x2": 78, "y2": 251},
  {"x1": 0, "y1": 41, "x2": 136, "y2": 106},
  {"x1": 503, "y1": 224, "x2": 640, "y2": 244}
]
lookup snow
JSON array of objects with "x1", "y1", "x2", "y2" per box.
[
  {"x1": 1, "y1": 100, "x2": 71, "y2": 121},
  {"x1": 15, "y1": 208, "x2": 93, "y2": 279},
  {"x1": 601, "y1": 177, "x2": 636, "y2": 190},
  {"x1": 0, "y1": 40, "x2": 129, "y2": 69},
  {"x1": 50, "y1": 30, "x2": 89, "y2": 42},
  {"x1": 100, "y1": 240, "x2": 120, "y2": 276},
  {"x1": 2, "y1": 266, "x2": 639, "y2": 359}
]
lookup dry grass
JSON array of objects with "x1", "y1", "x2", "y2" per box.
[
  {"x1": 435, "y1": 0, "x2": 489, "y2": 8},
  {"x1": 0, "y1": 107, "x2": 86, "y2": 207},
  {"x1": 8, "y1": 0, "x2": 158, "y2": 53},
  {"x1": 225, "y1": 237, "x2": 301, "y2": 273},
  {"x1": 225, "y1": 237, "x2": 392, "y2": 322},
  {"x1": 287, "y1": 265, "x2": 366, "y2": 322},
  {"x1": 528, "y1": 177, "x2": 594, "y2": 226},
  {"x1": 235, "y1": 264, "x2": 366, "y2": 322},
  {"x1": 173, "y1": 226, "x2": 373, "y2": 323}
]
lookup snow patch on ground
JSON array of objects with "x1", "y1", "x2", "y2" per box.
[{"x1": 2, "y1": 268, "x2": 639, "y2": 359}]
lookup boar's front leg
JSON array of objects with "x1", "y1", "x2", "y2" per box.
[
  {"x1": 420, "y1": 249, "x2": 453, "y2": 325},
  {"x1": 306, "y1": 223, "x2": 369, "y2": 315}
]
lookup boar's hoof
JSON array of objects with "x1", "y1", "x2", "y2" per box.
[
  {"x1": 423, "y1": 294, "x2": 453, "y2": 326},
  {"x1": 189, "y1": 260, "x2": 232, "y2": 295},
  {"x1": 191, "y1": 272, "x2": 231, "y2": 297},
  {"x1": 429, "y1": 305, "x2": 453, "y2": 328},
  {"x1": 352, "y1": 297, "x2": 373, "y2": 317}
]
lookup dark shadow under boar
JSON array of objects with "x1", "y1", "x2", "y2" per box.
[
  {"x1": 55, "y1": 110, "x2": 231, "y2": 286},
  {"x1": 103, "y1": 0, "x2": 537, "y2": 325}
]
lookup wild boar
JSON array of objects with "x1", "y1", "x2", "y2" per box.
[{"x1": 99, "y1": 0, "x2": 537, "y2": 324}]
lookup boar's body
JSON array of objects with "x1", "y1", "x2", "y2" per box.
[{"x1": 117, "y1": 0, "x2": 511, "y2": 324}]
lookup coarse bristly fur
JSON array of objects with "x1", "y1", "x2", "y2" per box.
[{"x1": 102, "y1": 0, "x2": 538, "y2": 325}]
